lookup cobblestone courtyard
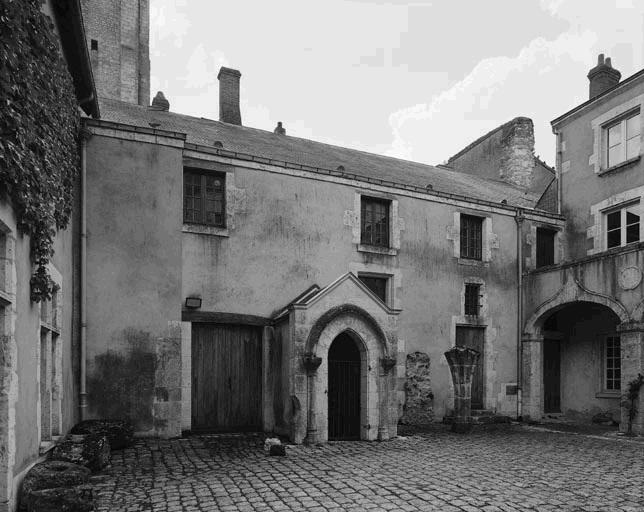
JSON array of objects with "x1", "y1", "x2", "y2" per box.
[{"x1": 94, "y1": 425, "x2": 644, "y2": 512}]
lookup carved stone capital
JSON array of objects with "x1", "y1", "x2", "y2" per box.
[
  {"x1": 302, "y1": 353, "x2": 322, "y2": 374},
  {"x1": 380, "y1": 356, "x2": 397, "y2": 374}
]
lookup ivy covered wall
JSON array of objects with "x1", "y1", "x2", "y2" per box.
[{"x1": 0, "y1": 0, "x2": 80, "y2": 301}]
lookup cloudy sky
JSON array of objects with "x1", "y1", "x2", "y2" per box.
[{"x1": 150, "y1": 0, "x2": 644, "y2": 167}]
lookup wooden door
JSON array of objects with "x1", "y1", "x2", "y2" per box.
[
  {"x1": 455, "y1": 326, "x2": 485, "y2": 410},
  {"x1": 328, "y1": 333, "x2": 361, "y2": 440},
  {"x1": 543, "y1": 339, "x2": 561, "y2": 413},
  {"x1": 191, "y1": 324, "x2": 262, "y2": 432}
]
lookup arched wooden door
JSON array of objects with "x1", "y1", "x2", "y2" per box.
[{"x1": 328, "y1": 333, "x2": 361, "y2": 440}]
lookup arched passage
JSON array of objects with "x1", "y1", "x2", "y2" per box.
[{"x1": 523, "y1": 298, "x2": 628, "y2": 422}]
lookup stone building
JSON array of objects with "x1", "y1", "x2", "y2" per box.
[
  {"x1": 80, "y1": 48, "x2": 562, "y2": 440},
  {"x1": 0, "y1": 1, "x2": 99, "y2": 510},
  {"x1": 522, "y1": 54, "x2": 644, "y2": 431}
]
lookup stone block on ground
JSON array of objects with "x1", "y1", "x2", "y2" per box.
[
  {"x1": 19, "y1": 461, "x2": 90, "y2": 512},
  {"x1": 269, "y1": 444, "x2": 286, "y2": 456},
  {"x1": 26, "y1": 484, "x2": 94, "y2": 512},
  {"x1": 50, "y1": 434, "x2": 111, "y2": 472},
  {"x1": 70, "y1": 419, "x2": 135, "y2": 450}
]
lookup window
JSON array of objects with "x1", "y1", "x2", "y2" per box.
[
  {"x1": 464, "y1": 283, "x2": 481, "y2": 316},
  {"x1": 358, "y1": 274, "x2": 388, "y2": 303},
  {"x1": 605, "y1": 202, "x2": 640, "y2": 249},
  {"x1": 183, "y1": 170, "x2": 226, "y2": 227},
  {"x1": 360, "y1": 197, "x2": 390, "y2": 247},
  {"x1": 460, "y1": 214, "x2": 483, "y2": 260},
  {"x1": 605, "y1": 111, "x2": 640, "y2": 168},
  {"x1": 90, "y1": 39, "x2": 98, "y2": 51},
  {"x1": 604, "y1": 335, "x2": 621, "y2": 391},
  {"x1": 39, "y1": 285, "x2": 62, "y2": 444},
  {"x1": 536, "y1": 228, "x2": 556, "y2": 268}
]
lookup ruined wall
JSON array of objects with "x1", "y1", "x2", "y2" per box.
[
  {"x1": 401, "y1": 352, "x2": 433, "y2": 424},
  {"x1": 84, "y1": 135, "x2": 182, "y2": 437},
  {"x1": 448, "y1": 117, "x2": 547, "y2": 192}
]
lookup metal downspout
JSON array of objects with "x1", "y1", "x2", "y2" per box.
[
  {"x1": 515, "y1": 208, "x2": 524, "y2": 420},
  {"x1": 80, "y1": 130, "x2": 89, "y2": 420}
]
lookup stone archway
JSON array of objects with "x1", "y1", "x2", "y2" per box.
[
  {"x1": 303, "y1": 305, "x2": 393, "y2": 443},
  {"x1": 522, "y1": 279, "x2": 631, "y2": 422}
]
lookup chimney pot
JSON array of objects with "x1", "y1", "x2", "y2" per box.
[
  {"x1": 274, "y1": 121, "x2": 286, "y2": 135},
  {"x1": 587, "y1": 54, "x2": 621, "y2": 100},
  {"x1": 218, "y1": 67, "x2": 242, "y2": 125},
  {"x1": 150, "y1": 91, "x2": 169, "y2": 111}
]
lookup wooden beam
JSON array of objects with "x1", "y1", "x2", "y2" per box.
[{"x1": 182, "y1": 310, "x2": 271, "y2": 326}]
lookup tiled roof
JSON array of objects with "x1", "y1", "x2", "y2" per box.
[{"x1": 98, "y1": 98, "x2": 542, "y2": 209}]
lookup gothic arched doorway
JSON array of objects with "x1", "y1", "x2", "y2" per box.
[{"x1": 328, "y1": 332, "x2": 362, "y2": 440}]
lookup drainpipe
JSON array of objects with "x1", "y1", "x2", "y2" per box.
[
  {"x1": 554, "y1": 128, "x2": 563, "y2": 216},
  {"x1": 79, "y1": 129, "x2": 90, "y2": 420},
  {"x1": 515, "y1": 208, "x2": 524, "y2": 421}
]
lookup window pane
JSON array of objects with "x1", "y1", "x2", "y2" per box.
[
  {"x1": 460, "y1": 215, "x2": 483, "y2": 260},
  {"x1": 608, "y1": 123, "x2": 622, "y2": 147},
  {"x1": 626, "y1": 113, "x2": 640, "y2": 137},
  {"x1": 626, "y1": 137, "x2": 640, "y2": 160},
  {"x1": 608, "y1": 145, "x2": 622, "y2": 166},
  {"x1": 607, "y1": 229, "x2": 621, "y2": 248},
  {"x1": 360, "y1": 197, "x2": 390, "y2": 247},
  {"x1": 359, "y1": 276, "x2": 387, "y2": 303},
  {"x1": 606, "y1": 211, "x2": 621, "y2": 231}
]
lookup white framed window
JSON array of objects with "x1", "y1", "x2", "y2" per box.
[
  {"x1": 604, "y1": 335, "x2": 621, "y2": 392},
  {"x1": 604, "y1": 110, "x2": 640, "y2": 168},
  {"x1": 603, "y1": 201, "x2": 640, "y2": 249}
]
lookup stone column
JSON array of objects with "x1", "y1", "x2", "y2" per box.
[
  {"x1": 444, "y1": 347, "x2": 480, "y2": 433},
  {"x1": 302, "y1": 353, "x2": 322, "y2": 445},
  {"x1": 521, "y1": 335, "x2": 544, "y2": 420},
  {"x1": 378, "y1": 356, "x2": 396, "y2": 441},
  {"x1": 617, "y1": 322, "x2": 644, "y2": 435}
]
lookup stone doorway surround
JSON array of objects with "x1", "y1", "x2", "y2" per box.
[
  {"x1": 521, "y1": 274, "x2": 643, "y2": 432},
  {"x1": 285, "y1": 273, "x2": 401, "y2": 444}
]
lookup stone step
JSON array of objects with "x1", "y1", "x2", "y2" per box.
[{"x1": 443, "y1": 411, "x2": 512, "y2": 425}]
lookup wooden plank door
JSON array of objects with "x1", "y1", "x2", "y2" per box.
[
  {"x1": 543, "y1": 339, "x2": 561, "y2": 413},
  {"x1": 328, "y1": 333, "x2": 361, "y2": 440},
  {"x1": 191, "y1": 324, "x2": 262, "y2": 432},
  {"x1": 455, "y1": 326, "x2": 485, "y2": 410}
]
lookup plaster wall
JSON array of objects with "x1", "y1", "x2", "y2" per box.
[
  {"x1": 182, "y1": 163, "x2": 522, "y2": 420},
  {"x1": 556, "y1": 81, "x2": 644, "y2": 260},
  {"x1": 0, "y1": 197, "x2": 78, "y2": 511},
  {"x1": 84, "y1": 135, "x2": 183, "y2": 437}
]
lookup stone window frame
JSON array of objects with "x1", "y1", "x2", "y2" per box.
[
  {"x1": 349, "y1": 262, "x2": 402, "y2": 310},
  {"x1": 587, "y1": 185, "x2": 644, "y2": 255},
  {"x1": 346, "y1": 191, "x2": 403, "y2": 256},
  {"x1": 525, "y1": 222, "x2": 563, "y2": 271},
  {"x1": 181, "y1": 159, "x2": 240, "y2": 238},
  {"x1": 37, "y1": 265, "x2": 63, "y2": 452},
  {"x1": 590, "y1": 94, "x2": 643, "y2": 175},
  {"x1": 0, "y1": 220, "x2": 17, "y2": 510},
  {"x1": 446, "y1": 211, "x2": 499, "y2": 267}
]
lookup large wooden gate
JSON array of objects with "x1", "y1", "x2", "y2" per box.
[
  {"x1": 191, "y1": 324, "x2": 262, "y2": 432},
  {"x1": 328, "y1": 333, "x2": 361, "y2": 440},
  {"x1": 455, "y1": 326, "x2": 485, "y2": 410}
]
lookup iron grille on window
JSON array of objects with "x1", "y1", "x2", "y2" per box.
[
  {"x1": 605, "y1": 336, "x2": 621, "y2": 391},
  {"x1": 183, "y1": 170, "x2": 225, "y2": 227},
  {"x1": 464, "y1": 283, "x2": 481, "y2": 316},
  {"x1": 460, "y1": 214, "x2": 483, "y2": 260},
  {"x1": 361, "y1": 197, "x2": 390, "y2": 247},
  {"x1": 536, "y1": 227, "x2": 556, "y2": 268}
]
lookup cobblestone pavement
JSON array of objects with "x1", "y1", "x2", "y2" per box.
[{"x1": 93, "y1": 424, "x2": 644, "y2": 512}]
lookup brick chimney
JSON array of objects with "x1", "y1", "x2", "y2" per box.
[
  {"x1": 274, "y1": 122, "x2": 286, "y2": 135},
  {"x1": 218, "y1": 67, "x2": 242, "y2": 125},
  {"x1": 587, "y1": 54, "x2": 621, "y2": 100}
]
